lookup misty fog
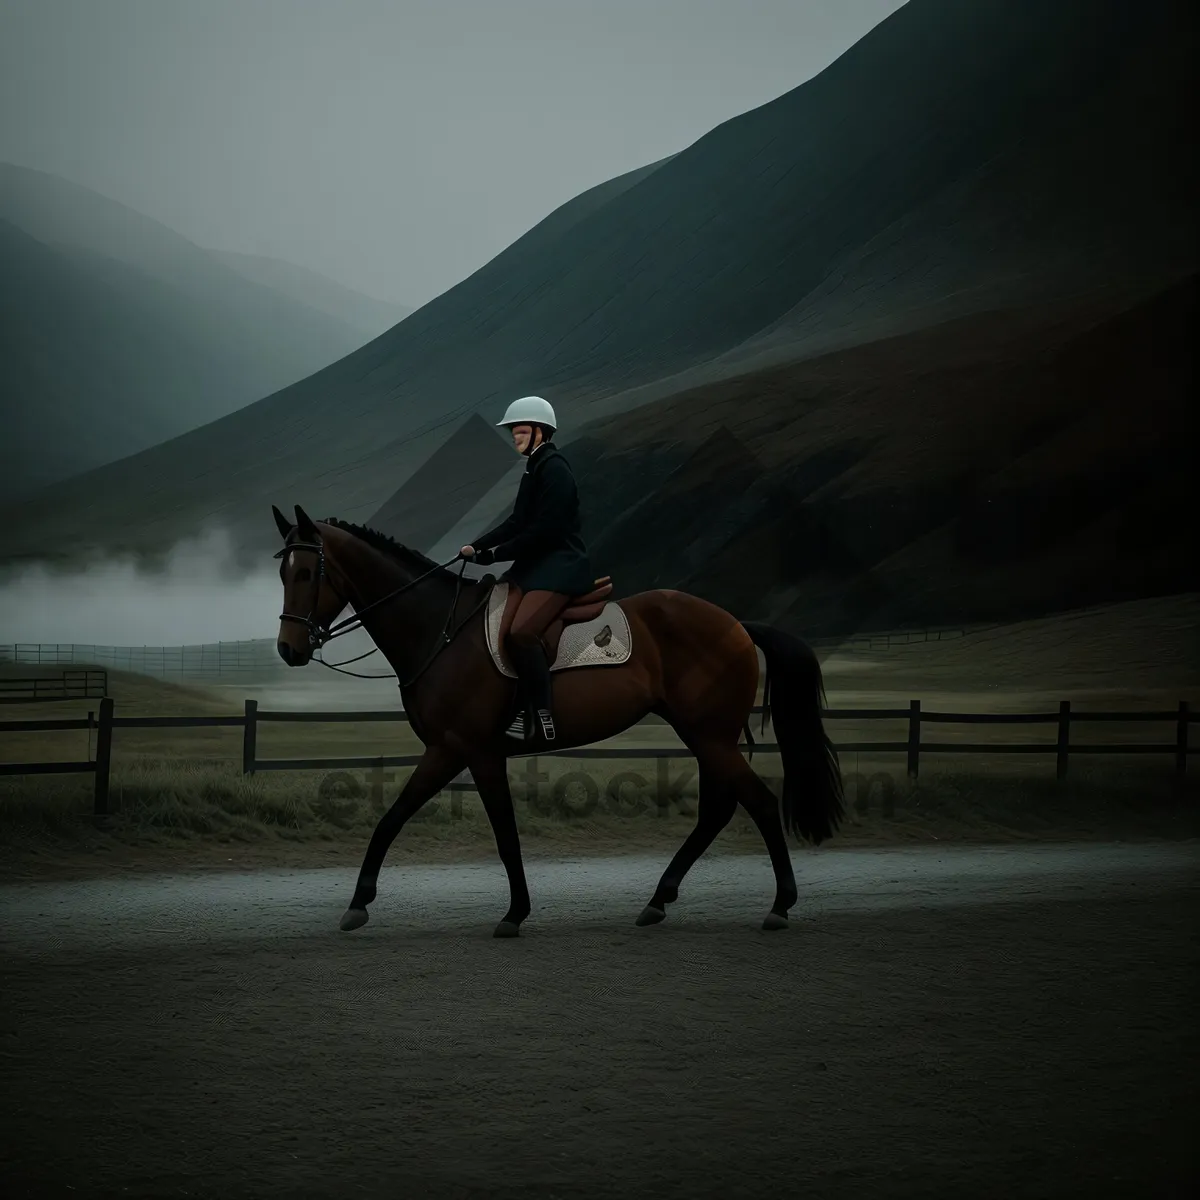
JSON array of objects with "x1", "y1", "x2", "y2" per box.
[{"x1": 0, "y1": 529, "x2": 292, "y2": 646}]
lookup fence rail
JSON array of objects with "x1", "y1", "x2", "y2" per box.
[
  {"x1": 1, "y1": 698, "x2": 1194, "y2": 817},
  {"x1": 0, "y1": 620, "x2": 990, "y2": 681},
  {"x1": 0, "y1": 641, "x2": 285, "y2": 679},
  {"x1": 0, "y1": 670, "x2": 108, "y2": 704}
]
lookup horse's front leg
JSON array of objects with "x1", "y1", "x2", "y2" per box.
[
  {"x1": 468, "y1": 752, "x2": 532, "y2": 938},
  {"x1": 340, "y1": 745, "x2": 464, "y2": 931}
]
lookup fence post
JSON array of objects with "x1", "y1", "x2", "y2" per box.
[
  {"x1": 243, "y1": 698, "x2": 258, "y2": 776},
  {"x1": 1177, "y1": 701, "x2": 1190, "y2": 780},
  {"x1": 907, "y1": 700, "x2": 920, "y2": 779},
  {"x1": 94, "y1": 697, "x2": 114, "y2": 817},
  {"x1": 1056, "y1": 700, "x2": 1071, "y2": 781}
]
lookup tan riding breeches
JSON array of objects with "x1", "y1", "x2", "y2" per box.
[{"x1": 507, "y1": 589, "x2": 570, "y2": 651}]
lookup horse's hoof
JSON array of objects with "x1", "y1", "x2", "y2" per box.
[
  {"x1": 762, "y1": 912, "x2": 789, "y2": 932},
  {"x1": 340, "y1": 907, "x2": 369, "y2": 932},
  {"x1": 635, "y1": 905, "x2": 666, "y2": 927},
  {"x1": 493, "y1": 920, "x2": 521, "y2": 939}
]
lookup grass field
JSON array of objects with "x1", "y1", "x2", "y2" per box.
[{"x1": 2, "y1": 592, "x2": 1197, "y2": 876}]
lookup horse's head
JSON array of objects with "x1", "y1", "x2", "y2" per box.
[{"x1": 272, "y1": 503, "x2": 349, "y2": 666}]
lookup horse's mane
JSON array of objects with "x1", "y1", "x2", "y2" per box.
[{"x1": 320, "y1": 517, "x2": 445, "y2": 574}]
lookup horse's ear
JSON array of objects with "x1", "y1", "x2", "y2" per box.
[
  {"x1": 294, "y1": 504, "x2": 317, "y2": 539},
  {"x1": 272, "y1": 504, "x2": 291, "y2": 541}
]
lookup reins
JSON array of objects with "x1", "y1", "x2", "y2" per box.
[{"x1": 275, "y1": 536, "x2": 494, "y2": 688}]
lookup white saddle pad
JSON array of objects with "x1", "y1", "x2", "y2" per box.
[{"x1": 485, "y1": 583, "x2": 633, "y2": 677}]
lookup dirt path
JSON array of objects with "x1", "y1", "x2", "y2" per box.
[{"x1": 2, "y1": 843, "x2": 1197, "y2": 1198}]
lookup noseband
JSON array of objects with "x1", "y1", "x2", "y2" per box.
[
  {"x1": 275, "y1": 540, "x2": 339, "y2": 649},
  {"x1": 274, "y1": 542, "x2": 355, "y2": 652}
]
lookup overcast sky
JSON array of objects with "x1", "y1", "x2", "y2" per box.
[{"x1": 1, "y1": 0, "x2": 904, "y2": 309}]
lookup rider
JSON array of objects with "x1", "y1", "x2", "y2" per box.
[{"x1": 459, "y1": 396, "x2": 593, "y2": 742}]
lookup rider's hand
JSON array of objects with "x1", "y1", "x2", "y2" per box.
[{"x1": 459, "y1": 545, "x2": 475, "y2": 558}]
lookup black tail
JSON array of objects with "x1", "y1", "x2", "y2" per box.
[{"x1": 742, "y1": 621, "x2": 844, "y2": 845}]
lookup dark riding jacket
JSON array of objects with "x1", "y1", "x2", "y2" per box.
[{"x1": 471, "y1": 442, "x2": 594, "y2": 596}]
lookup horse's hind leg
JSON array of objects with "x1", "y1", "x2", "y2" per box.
[
  {"x1": 732, "y1": 767, "x2": 798, "y2": 931},
  {"x1": 635, "y1": 753, "x2": 737, "y2": 927},
  {"x1": 636, "y1": 744, "x2": 796, "y2": 932}
]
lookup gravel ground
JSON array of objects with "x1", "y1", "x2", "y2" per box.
[{"x1": 2, "y1": 842, "x2": 1197, "y2": 1198}]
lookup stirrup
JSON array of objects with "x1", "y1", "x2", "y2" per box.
[
  {"x1": 506, "y1": 705, "x2": 538, "y2": 741},
  {"x1": 505, "y1": 709, "x2": 555, "y2": 742}
]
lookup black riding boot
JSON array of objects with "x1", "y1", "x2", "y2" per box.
[{"x1": 505, "y1": 638, "x2": 555, "y2": 742}]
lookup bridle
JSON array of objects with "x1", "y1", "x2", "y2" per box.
[{"x1": 274, "y1": 536, "x2": 492, "y2": 687}]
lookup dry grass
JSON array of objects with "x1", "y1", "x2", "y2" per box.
[
  {"x1": 823, "y1": 592, "x2": 1200, "y2": 698},
  {"x1": 1, "y1": 749, "x2": 1196, "y2": 884}
]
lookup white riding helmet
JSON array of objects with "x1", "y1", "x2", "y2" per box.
[{"x1": 496, "y1": 395, "x2": 557, "y2": 432}]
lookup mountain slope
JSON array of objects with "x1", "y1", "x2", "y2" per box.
[
  {"x1": 0, "y1": 219, "x2": 189, "y2": 493},
  {"x1": 208, "y1": 249, "x2": 412, "y2": 338},
  {"x1": 365, "y1": 414, "x2": 515, "y2": 551},
  {"x1": 0, "y1": 164, "x2": 374, "y2": 496},
  {"x1": 568, "y1": 273, "x2": 1196, "y2": 634},
  {"x1": 715, "y1": 0, "x2": 1197, "y2": 375},
  {"x1": 4, "y1": 0, "x2": 1194, "y2": 574}
]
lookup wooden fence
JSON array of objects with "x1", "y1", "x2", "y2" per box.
[
  {"x1": 0, "y1": 621, "x2": 991, "y2": 681},
  {"x1": 0, "y1": 670, "x2": 108, "y2": 704},
  {"x1": 0, "y1": 640, "x2": 285, "y2": 680},
  {"x1": 1, "y1": 697, "x2": 1194, "y2": 816}
]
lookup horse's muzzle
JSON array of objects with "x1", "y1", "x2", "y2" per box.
[{"x1": 277, "y1": 640, "x2": 309, "y2": 667}]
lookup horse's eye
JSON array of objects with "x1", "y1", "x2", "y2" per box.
[{"x1": 294, "y1": 567, "x2": 311, "y2": 583}]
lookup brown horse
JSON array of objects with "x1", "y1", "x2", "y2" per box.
[{"x1": 272, "y1": 503, "x2": 843, "y2": 936}]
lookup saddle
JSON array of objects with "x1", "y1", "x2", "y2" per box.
[{"x1": 486, "y1": 577, "x2": 633, "y2": 676}]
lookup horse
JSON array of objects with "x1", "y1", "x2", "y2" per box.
[{"x1": 271, "y1": 502, "x2": 843, "y2": 936}]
